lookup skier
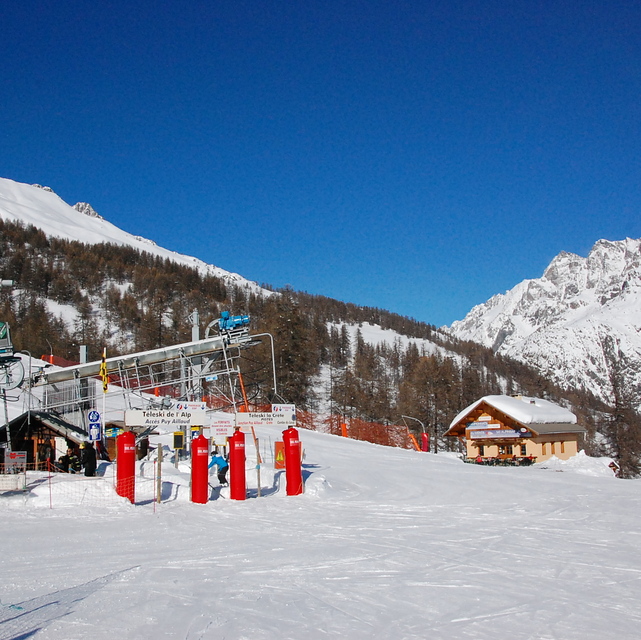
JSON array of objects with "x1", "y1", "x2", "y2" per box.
[{"x1": 208, "y1": 451, "x2": 229, "y2": 486}]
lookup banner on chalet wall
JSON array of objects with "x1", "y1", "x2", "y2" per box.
[
  {"x1": 470, "y1": 429, "x2": 532, "y2": 439},
  {"x1": 466, "y1": 421, "x2": 500, "y2": 429}
]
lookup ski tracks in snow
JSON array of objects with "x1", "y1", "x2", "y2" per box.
[{"x1": 0, "y1": 568, "x2": 139, "y2": 640}]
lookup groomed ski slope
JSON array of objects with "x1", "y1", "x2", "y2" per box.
[{"x1": 1, "y1": 427, "x2": 639, "y2": 640}]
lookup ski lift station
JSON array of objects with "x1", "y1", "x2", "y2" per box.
[{"x1": 0, "y1": 311, "x2": 304, "y2": 502}]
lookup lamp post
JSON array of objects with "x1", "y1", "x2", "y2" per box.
[
  {"x1": 402, "y1": 414, "x2": 425, "y2": 432},
  {"x1": 19, "y1": 351, "x2": 32, "y2": 429},
  {"x1": 402, "y1": 415, "x2": 428, "y2": 452},
  {"x1": 251, "y1": 332, "x2": 278, "y2": 399}
]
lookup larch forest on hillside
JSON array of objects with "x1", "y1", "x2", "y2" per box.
[{"x1": 2, "y1": 218, "x2": 640, "y2": 475}]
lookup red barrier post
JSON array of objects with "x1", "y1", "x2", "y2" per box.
[
  {"x1": 191, "y1": 434, "x2": 209, "y2": 504},
  {"x1": 116, "y1": 430, "x2": 136, "y2": 503},
  {"x1": 421, "y1": 432, "x2": 430, "y2": 452},
  {"x1": 282, "y1": 427, "x2": 303, "y2": 496},
  {"x1": 229, "y1": 429, "x2": 246, "y2": 501}
]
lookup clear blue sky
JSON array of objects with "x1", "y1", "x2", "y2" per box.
[{"x1": 2, "y1": 0, "x2": 641, "y2": 326}]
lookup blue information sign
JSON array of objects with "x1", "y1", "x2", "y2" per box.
[{"x1": 87, "y1": 410, "x2": 101, "y2": 441}]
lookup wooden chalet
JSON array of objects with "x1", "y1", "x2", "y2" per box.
[
  {"x1": 445, "y1": 395, "x2": 586, "y2": 464},
  {"x1": 0, "y1": 411, "x2": 89, "y2": 467}
]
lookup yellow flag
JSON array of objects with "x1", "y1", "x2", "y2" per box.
[{"x1": 99, "y1": 347, "x2": 108, "y2": 393}]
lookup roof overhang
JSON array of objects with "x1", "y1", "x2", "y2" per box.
[{"x1": 1, "y1": 411, "x2": 89, "y2": 444}]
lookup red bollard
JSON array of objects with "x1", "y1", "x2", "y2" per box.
[
  {"x1": 421, "y1": 432, "x2": 430, "y2": 452},
  {"x1": 116, "y1": 430, "x2": 136, "y2": 503},
  {"x1": 229, "y1": 429, "x2": 246, "y2": 501},
  {"x1": 191, "y1": 434, "x2": 209, "y2": 504},
  {"x1": 283, "y1": 427, "x2": 303, "y2": 496}
]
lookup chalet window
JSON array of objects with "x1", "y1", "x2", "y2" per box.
[
  {"x1": 478, "y1": 445, "x2": 485, "y2": 456},
  {"x1": 506, "y1": 445, "x2": 513, "y2": 455},
  {"x1": 551, "y1": 442, "x2": 556, "y2": 455},
  {"x1": 542, "y1": 443, "x2": 547, "y2": 455},
  {"x1": 520, "y1": 444, "x2": 527, "y2": 456},
  {"x1": 560, "y1": 441, "x2": 565, "y2": 454},
  {"x1": 499, "y1": 445, "x2": 506, "y2": 455}
]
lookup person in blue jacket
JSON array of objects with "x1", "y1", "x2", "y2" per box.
[{"x1": 208, "y1": 451, "x2": 229, "y2": 486}]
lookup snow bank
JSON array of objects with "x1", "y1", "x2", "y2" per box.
[{"x1": 534, "y1": 450, "x2": 617, "y2": 477}]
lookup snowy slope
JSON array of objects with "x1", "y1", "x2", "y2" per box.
[
  {"x1": 0, "y1": 177, "x2": 265, "y2": 292},
  {"x1": 1, "y1": 427, "x2": 638, "y2": 640},
  {"x1": 332, "y1": 321, "x2": 447, "y2": 357},
  {"x1": 447, "y1": 238, "x2": 641, "y2": 403}
]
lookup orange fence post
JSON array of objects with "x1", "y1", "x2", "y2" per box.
[{"x1": 407, "y1": 432, "x2": 421, "y2": 451}]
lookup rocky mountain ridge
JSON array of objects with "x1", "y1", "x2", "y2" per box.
[{"x1": 447, "y1": 237, "x2": 641, "y2": 404}]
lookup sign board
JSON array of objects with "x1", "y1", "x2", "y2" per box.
[
  {"x1": 210, "y1": 412, "x2": 235, "y2": 429},
  {"x1": 274, "y1": 441, "x2": 285, "y2": 469},
  {"x1": 4, "y1": 450, "x2": 27, "y2": 473},
  {"x1": 106, "y1": 427, "x2": 123, "y2": 438},
  {"x1": 208, "y1": 428, "x2": 233, "y2": 445},
  {"x1": 272, "y1": 404, "x2": 296, "y2": 423},
  {"x1": 235, "y1": 412, "x2": 275, "y2": 428},
  {"x1": 125, "y1": 409, "x2": 207, "y2": 428},
  {"x1": 173, "y1": 432, "x2": 184, "y2": 449},
  {"x1": 235, "y1": 412, "x2": 296, "y2": 428},
  {"x1": 466, "y1": 421, "x2": 500, "y2": 429},
  {"x1": 470, "y1": 429, "x2": 532, "y2": 440},
  {"x1": 172, "y1": 401, "x2": 207, "y2": 412},
  {"x1": 205, "y1": 412, "x2": 236, "y2": 444},
  {"x1": 87, "y1": 410, "x2": 101, "y2": 441}
]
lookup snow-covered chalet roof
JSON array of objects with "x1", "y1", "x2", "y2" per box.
[{"x1": 449, "y1": 395, "x2": 577, "y2": 430}]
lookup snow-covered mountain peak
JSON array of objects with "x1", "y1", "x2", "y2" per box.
[
  {"x1": 541, "y1": 250, "x2": 584, "y2": 287},
  {"x1": 0, "y1": 177, "x2": 268, "y2": 295},
  {"x1": 448, "y1": 237, "x2": 641, "y2": 404}
]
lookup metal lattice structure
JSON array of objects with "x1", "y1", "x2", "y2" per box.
[{"x1": 29, "y1": 331, "x2": 262, "y2": 429}]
